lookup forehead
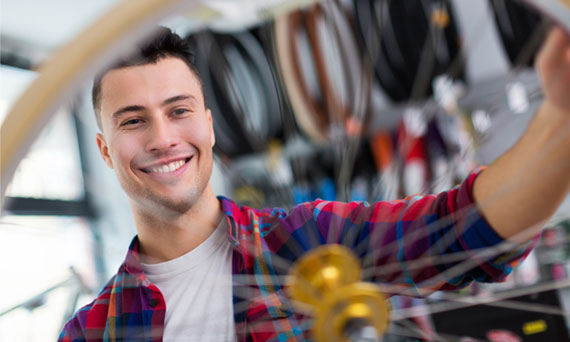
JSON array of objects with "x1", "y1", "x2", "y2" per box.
[{"x1": 99, "y1": 57, "x2": 203, "y2": 113}]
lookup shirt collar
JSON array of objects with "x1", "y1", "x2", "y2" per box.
[
  {"x1": 218, "y1": 196, "x2": 241, "y2": 246},
  {"x1": 123, "y1": 236, "x2": 146, "y2": 283}
]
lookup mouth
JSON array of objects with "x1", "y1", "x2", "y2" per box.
[{"x1": 141, "y1": 157, "x2": 192, "y2": 174}]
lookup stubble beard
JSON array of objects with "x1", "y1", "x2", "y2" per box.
[
  {"x1": 140, "y1": 182, "x2": 201, "y2": 215},
  {"x1": 130, "y1": 162, "x2": 213, "y2": 217}
]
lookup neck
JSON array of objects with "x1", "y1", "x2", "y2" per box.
[{"x1": 132, "y1": 185, "x2": 223, "y2": 264}]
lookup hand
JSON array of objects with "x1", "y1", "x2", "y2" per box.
[{"x1": 536, "y1": 26, "x2": 570, "y2": 115}]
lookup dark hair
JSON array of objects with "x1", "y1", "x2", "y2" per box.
[{"x1": 92, "y1": 26, "x2": 203, "y2": 129}]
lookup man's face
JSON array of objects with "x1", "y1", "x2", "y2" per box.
[{"x1": 96, "y1": 57, "x2": 215, "y2": 214}]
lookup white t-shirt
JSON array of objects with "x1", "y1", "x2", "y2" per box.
[{"x1": 141, "y1": 218, "x2": 236, "y2": 342}]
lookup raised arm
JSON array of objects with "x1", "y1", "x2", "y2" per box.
[{"x1": 474, "y1": 27, "x2": 570, "y2": 240}]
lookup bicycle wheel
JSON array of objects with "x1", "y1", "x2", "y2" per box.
[{"x1": 2, "y1": 0, "x2": 570, "y2": 342}]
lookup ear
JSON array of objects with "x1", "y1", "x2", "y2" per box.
[
  {"x1": 96, "y1": 133, "x2": 114, "y2": 169},
  {"x1": 206, "y1": 108, "x2": 216, "y2": 147}
]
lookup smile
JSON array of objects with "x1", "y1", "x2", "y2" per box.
[{"x1": 142, "y1": 158, "x2": 190, "y2": 174}]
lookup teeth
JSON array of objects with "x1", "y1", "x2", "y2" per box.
[{"x1": 148, "y1": 159, "x2": 186, "y2": 173}]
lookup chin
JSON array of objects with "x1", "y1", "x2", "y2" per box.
[
  {"x1": 147, "y1": 196, "x2": 195, "y2": 215},
  {"x1": 128, "y1": 187, "x2": 197, "y2": 215}
]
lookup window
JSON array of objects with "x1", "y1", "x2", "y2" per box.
[{"x1": 1, "y1": 65, "x2": 95, "y2": 341}]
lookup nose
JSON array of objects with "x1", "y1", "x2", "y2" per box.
[{"x1": 145, "y1": 116, "x2": 179, "y2": 153}]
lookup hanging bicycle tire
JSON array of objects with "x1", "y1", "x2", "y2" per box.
[
  {"x1": 491, "y1": 0, "x2": 547, "y2": 67},
  {"x1": 189, "y1": 29, "x2": 284, "y2": 157},
  {"x1": 274, "y1": 1, "x2": 365, "y2": 143},
  {"x1": 353, "y1": 0, "x2": 464, "y2": 102}
]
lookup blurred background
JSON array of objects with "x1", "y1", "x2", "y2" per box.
[{"x1": 2, "y1": 0, "x2": 570, "y2": 341}]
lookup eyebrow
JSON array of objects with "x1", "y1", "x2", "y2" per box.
[
  {"x1": 162, "y1": 94, "x2": 195, "y2": 106},
  {"x1": 111, "y1": 94, "x2": 197, "y2": 120}
]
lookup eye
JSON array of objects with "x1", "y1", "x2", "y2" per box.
[
  {"x1": 120, "y1": 118, "x2": 143, "y2": 127},
  {"x1": 172, "y1": 108, "x2": 189, "y2": 116}
]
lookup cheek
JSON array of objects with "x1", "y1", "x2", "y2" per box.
[
  {"x1": 109, "y1": 136, "x2": 138, "y2": 171},
  {"x1": 179, "y1": 120, "x2": 212, "y2": 147}
]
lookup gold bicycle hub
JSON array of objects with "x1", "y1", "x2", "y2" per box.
[{"x1": 288, "y1": 245, "x2": 390, "y2": 342}]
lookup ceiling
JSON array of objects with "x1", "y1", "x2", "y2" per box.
[
  {"x1": 1, "y1": 0, "x2": 119, "y2": 51},
  {"x1": 0, "y1": 0, "x2": 318, "y2": 56}
]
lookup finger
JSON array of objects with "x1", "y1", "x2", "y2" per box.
[{"x1": 537, "y1": 26, "x2": 570, "y2": 71}]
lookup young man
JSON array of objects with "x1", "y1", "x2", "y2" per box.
[{"x1": 60, "y1": 26, "x2": 570, "y2": 341}]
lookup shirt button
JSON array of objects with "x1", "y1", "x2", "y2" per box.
[{"x1": 149, "y1": 298, "x2": 159, "y2": 308}]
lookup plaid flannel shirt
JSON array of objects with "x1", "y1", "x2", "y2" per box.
[{"x1": 59, "y1": 171, "x2": 536, "y2": 341}]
